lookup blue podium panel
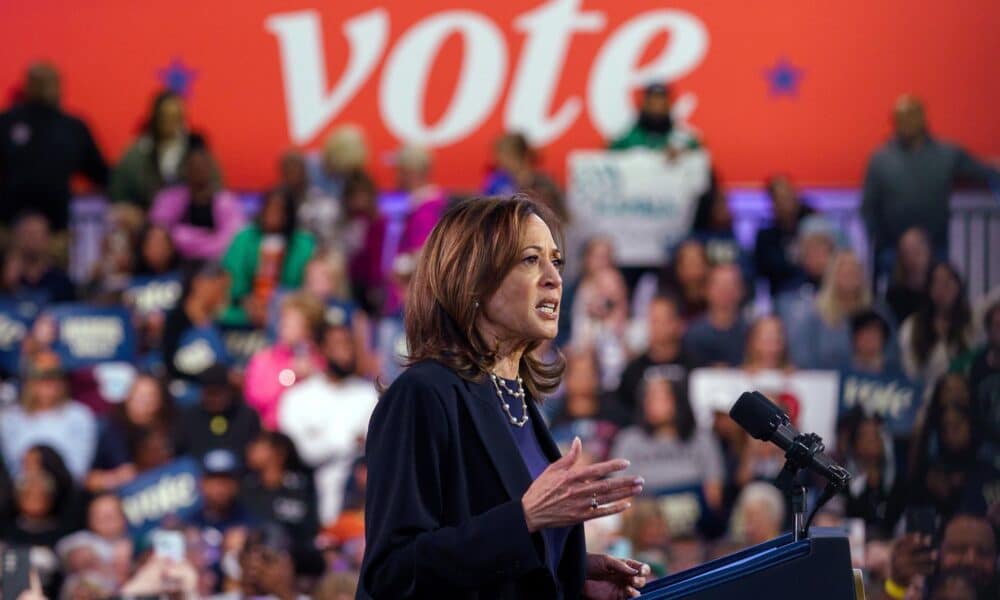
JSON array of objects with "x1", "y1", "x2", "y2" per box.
[{"x1": 640, "y1": 529, "x2": 857, "y2": 600}]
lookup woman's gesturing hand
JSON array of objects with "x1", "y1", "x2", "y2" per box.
[
  {"x1": 583, "y1": 554, "x2": 652, "y2": 599},
  {"x1": 522, "y1": 437, "x2": 644, "y2": 533}
]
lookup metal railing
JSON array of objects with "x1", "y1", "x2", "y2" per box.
[{"x1": 729, "y1": 188, "x2": 999, "y2": 302}]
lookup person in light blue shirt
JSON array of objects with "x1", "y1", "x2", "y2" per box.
[
  {"x1": 681, "y1": 263, "x2": 749, "y2": 368},
  {"x1": 787, "y1": 250, "x2": 886, "y2": 370},
  {"x1": 0, "y1": 351, "x2": 96, "y2": 481}
]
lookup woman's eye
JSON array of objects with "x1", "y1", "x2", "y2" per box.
[
  {"x1": 552, "y1": 258, "x2": 564, "y2": 270},
  {"x1": 523, "y1": 255, "x2": 539, "y2": 265}
]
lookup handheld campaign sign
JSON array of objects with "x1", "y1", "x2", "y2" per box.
[
  {"x1": 0, "y1": 298, "x2": 40, "y2": 374},
  {"x1": 173, "y1": 325, "x2": 231, "y2": 376},
  {"x1": 123, "y1": 273, "x2": 183, "y2": 316},
  {"x1": 219, "y1": 324, "x2": 269, "y2": 367},
  {"x1": 118, "y1": 457, "x2": 203, "y2": 539},
  {"x1": 838, "y1": 370, "x2": 922, "y2": 436},
  {"x1": 48, "y1": 304, "x2": 136, "y2": 370}
]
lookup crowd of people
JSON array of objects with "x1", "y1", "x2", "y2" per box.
[{"x1": 0, "y1": 62, "x2": 997, "y2": 599}]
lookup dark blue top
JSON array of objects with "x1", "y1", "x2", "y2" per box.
[{"x1": 498, "y1": 377, "x2": 571, "y2": 581}]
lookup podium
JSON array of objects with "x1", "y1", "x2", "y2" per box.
[{"x1": 638, "y1": 528, "x2": 864, "y2": 599}]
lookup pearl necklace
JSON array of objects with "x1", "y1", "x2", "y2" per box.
[{"x1": 489, "y1": 372, "x2": 530, "y2": 427}]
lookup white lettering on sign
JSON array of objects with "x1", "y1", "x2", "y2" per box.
[
  {"x1": 265, "y1": 1, "x2": 708, "y2": 146},
  {"x1": 0, "y1": 315, "x2": 26, "y2": 349},
  {"x1": 265, "y1": 9, "x2": 389, "y2": 143},
  {"x1": 125, "y1": 280, "x2": 182, "y2": 315},
  {"x1": 174, "y1": 338, "x2": 217, "y2": 375},
  {"x1": 841, "y1": 376, "x2": 915, "y2": 419},
  {"x1": 379, "y1": 11, "x2": 507, "y2": 145},
  {"x1": 587, "y1": 10, "x2": 708, "y2": 138},
  {"x1": 121, "y1": 473, "x2": 198, "y2": 526},
  {"x1": 60, "y1": 317, "x2": 124, "y2": 358},
  {"x1": 506, "y1": 0, "x2": 605, "y2": 145}
]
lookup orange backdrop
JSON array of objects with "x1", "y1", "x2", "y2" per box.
[{"x1": 1, "y1": 0, "x2": 997, "y2": 191}]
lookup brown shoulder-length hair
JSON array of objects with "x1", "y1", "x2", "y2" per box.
[{"x1": 403, "y1": 195, "x2": 566, "y2": 399}]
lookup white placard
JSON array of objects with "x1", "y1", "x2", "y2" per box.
[
  {"x1": 689, "y1": 368, "x2": 841, "y2": 451},
  {"x1": 567, "y1": 148, "x2": 711, "y2": 266}
]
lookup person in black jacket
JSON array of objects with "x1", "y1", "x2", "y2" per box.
[
  {"x1": 0, "y1": 63, "x2": 108, "y2": 231},
  {"x1": 173, "y1": 364, "x2": 261, "y2": 461},
  {"x1": 753, "y1": 175, "x2": 813, "y2": 298},
  {"x1": 359, "y1": 196, "x2": 650, "y2": 600}
]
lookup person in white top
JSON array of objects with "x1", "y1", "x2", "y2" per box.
[{"x1": 278, "y1": 321, "x2": 377, "y2": 525}]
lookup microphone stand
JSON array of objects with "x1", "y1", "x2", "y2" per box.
[{"x1": 773, "y1": 433, "x2": 844, "y2": 541}]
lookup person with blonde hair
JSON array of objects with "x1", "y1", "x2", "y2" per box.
[
  {"x1": 0, "y1": 351, "x2": 96, "y2": 481},
  {"x1": 728, "y1": 482, "x2": 785, "y2": 548},
  {"x1": 308, "y1": 124, "x2": 369, "y2": 199},
  {"x1": 299, "y1": 251, "x2": 377, "y2": 378},
  {"x1": 376, "y1": 143, "x2": 448, "y2": 318},
  {"x1": 788, "y1": 249, "x2": 878, "y2": 369}
]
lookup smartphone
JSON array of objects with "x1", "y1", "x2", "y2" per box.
[
  {"x1": 152, "y1": 529, "x2": 186, "y2": 562},
  {"x1": 905, "y1": 506, "x2": 938, "y2": 540},
  {"x1": 1, "y1": 547, "x2": 32, "y2": 599}
]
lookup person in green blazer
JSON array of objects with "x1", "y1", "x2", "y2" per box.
[{"x1": 221, "y1": 188, "x2": 316, "y2": 326}]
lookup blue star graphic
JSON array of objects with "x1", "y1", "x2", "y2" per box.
[
  {"x1": 763, "y1": 58, "x2": 803, "y2": 97},
  {"x1": 157, "y1": 58, "x2": 198, "y2": 97}
]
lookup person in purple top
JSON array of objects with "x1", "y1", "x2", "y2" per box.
[{"x1": 359, "y1": 196, "x2": 651, "y2": 599}]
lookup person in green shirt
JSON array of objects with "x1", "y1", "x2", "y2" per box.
[
  {"x1": 221, "y1": 188, "x2": 316, "y2": 326},
  {"x1": 608, "y1": 83, "x2": 701, "y2": 152}
]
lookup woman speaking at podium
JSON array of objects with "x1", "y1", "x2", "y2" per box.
[{"x1": 358, "y1": 196, "x2": 650, "y2": 599}]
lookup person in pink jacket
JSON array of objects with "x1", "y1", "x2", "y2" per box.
[
  {"x1": 243, "y1": 292, "x2": 326, "y2": 429},
  {"x1": 149, "y1": 144, "x2": 245, "y2": 261}
]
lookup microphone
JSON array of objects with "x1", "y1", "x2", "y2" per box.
[{"x1": 730, "y1": 391, "x2": 850, "y2": 489}]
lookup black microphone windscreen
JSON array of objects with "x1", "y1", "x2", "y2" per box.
[{"x1": 729, "y1": 391, "x2": 787, "y2": 441}]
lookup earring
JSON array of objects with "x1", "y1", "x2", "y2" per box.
[{"x1": 473, "y1": 300, "x2": 480, "y2": 309}]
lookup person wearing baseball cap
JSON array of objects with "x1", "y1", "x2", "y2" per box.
[
  {"x1": 191, "y1": 447, "x2": 253, "y2": 533},
  {"x1": 608, "y1": 82, "x2": 701, "y2": 152}
]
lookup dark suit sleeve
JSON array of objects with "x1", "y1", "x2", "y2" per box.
[
  {"x1": 954, "y1": 146, "x2": 1000, "y2": 184},
  {"x1": 75, "y1": 119, "x2": 109, "y2": 188},
  {"x1": 360, "y1": 375, "x2": 544, "y2": 597}
]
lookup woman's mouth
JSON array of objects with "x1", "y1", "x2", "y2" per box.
[{"x1": 536, "y1": 300, "x2": 559, "y2": 319}]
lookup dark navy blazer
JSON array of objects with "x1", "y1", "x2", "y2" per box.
[{"x1": 357, "y1": 360, "x2": 586, "y2": 599}]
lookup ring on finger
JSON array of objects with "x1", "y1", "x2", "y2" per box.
[{"x1": 590, "y1": 493, "x2": 599, "y2": 510}]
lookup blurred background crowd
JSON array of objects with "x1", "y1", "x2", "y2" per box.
[{"x1": 0, "y1": 59, "x2": 997, "y2": 600}]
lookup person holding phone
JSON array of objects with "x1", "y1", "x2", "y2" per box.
[{"x1": 882, "y1": 512, "x2": 997, "y2": 599}]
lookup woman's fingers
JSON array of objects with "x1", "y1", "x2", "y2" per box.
[
  {"x1": 585, "y1": 499, "x2": 632, "y2": 521},
  {"x1": 623, "y1": 559, "x2": 651, "y2": 577},
  {"x1": 553, "y1": 436, "x2": 582, "y2": 468},
  {"x1": 571, "y1": 458, "x2": 631, "y2": 482},
  {"x1": 600, "y1": 555, "x2": 640, "y2": 576},
  {"x1": 579, "y1": 476, "x2": 644, "y2": 499},
  {"x1": 583, "y1": 484, "x2": 641, "y2": 509}
]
